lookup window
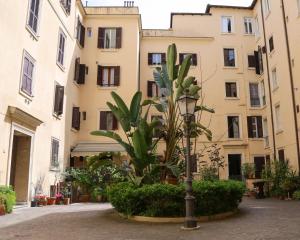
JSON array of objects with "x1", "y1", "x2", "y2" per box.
[
  {"x1": 60, "y1": 0, "x2": 71, "y2": 15},
  {"x1": 269, "y1": 36, "x2": 274, "y2": 53},
  {"x1": 74, "y1": 58, "x2": 86, "y2": 84},
  {"x1": 76, "y1": 18, "x2": 85, "y2": 47},
  {"x1": 97, "y1": 66, "x2": 120, "y2": 87},
  {"x1": 275, "y1": 105, "x2": 281, "y2": 131},
  {"x1": 53, "y1": 84, "x2": 64, "y2": 116},
  {"x1": 244, "y1": 17, "x2": 253, "y2": 34},
  {"x1": 87, "y1": 27, "x2": 92, "y2": 37},
  {"x1": 247, "y1": 116, "x2": 263, "y2": 138},
  {"x1": 225, "y1": 82, "x2": 237, "y2": 98},
  {"x1": 179, "y1": 53, "x2": 197, "y2": 66},
  {"x1": 72, "y1": 107, "x2": 80, "y2": 130},
  {"x1": 254, "y1": 47, "x2": 264, "y2": 75},
  {"x1": 272, "y1": 68, "x2": 278, "y2": 90},
  {"x1": 99, "y1": 111, "x2": 118, "y2": 130},
  {"x1": 51, "y1": 138, "x2": 59, "y2": 168},
  {"x1": 221, "y1": 16, "x2": 233, "y2": 33},
  {"x1": 21, "y1": 51, "x2": 35, "y2": 96},
  {"x1": 249, "y1": 83, "x2": 261, "y2": 107},
  {"x1": 148, "y1": 53, "x2": 166, "y2": 65},
  {"x1": 151, "y1": 115, "x2": 164, "y2": 138},
  {"x1": 57, "y1": 30, "x2": 66, "y2": 67},
  {"x1": 227, "y1": 116, "x2": 240, "y2": 139},
  {"x1": 223, "y1": 48, "x2": 236, "y2": 67},
  {"x1": 248, "y1": 55, "x2": 255, "y2": 68},
  {"x1": 255, "y1": 16, "x2": 260, "y2": 37},
  {"x1": 147, "y1": 81, "x2": 161, "y2": 97},
  {"x1": 263, "y1": 118, "x2": 269, "y2": 147},
  {"x1": 261, "y1": 81, "x2": 266, "y2": 106},
  {"x1": 254, "y1": 157, "x2": 265, "y2": 179},
  {"x1": 97, "y1": 28, "x2": 122, "y2": 49},
  {"x1": 263, "y1": 0, "x2": 271, "y2": 16},
  {"x1": 27, "y1": 0, "x2": 40, "y2": 34},
  {"x1": 278, "y1": 149, "x2": 285, "y2": 162}
]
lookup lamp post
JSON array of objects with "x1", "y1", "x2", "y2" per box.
[{"x1": 177, "y1": 89, "x2": 199, "y2": 230}]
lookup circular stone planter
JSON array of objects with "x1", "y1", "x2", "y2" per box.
[{"x1": 120, "y1": 210, "x2": 238, "y2": 223}]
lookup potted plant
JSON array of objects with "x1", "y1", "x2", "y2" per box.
[
  {"x1": 46, "y1": 197, "x2": 56, "y2": 205},
  {"x1": 35, "y1": 195, "x2": 47, "y2": 207},
  {"x1": 55, "y1": 193, "x2": 63, "y2": 205},
  {"x1": 0, "y1": 196, "x2": 6, "y2": 216},
  {"x1": 61, "y1": 186, "x2": 71, "y2": 205}
]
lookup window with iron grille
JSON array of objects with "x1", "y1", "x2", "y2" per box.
[
  {"x1": 60, "y1": 0, "x2": 71, "y2": 15},
  {"x1": 53, "y1": 84, "x2": 64, "y2": 116}
]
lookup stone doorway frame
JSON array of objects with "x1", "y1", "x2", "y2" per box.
[{"x1": 6, "y1": 122, "x2": 35, "y2": 205}]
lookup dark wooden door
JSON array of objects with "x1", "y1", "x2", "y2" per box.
[
  {"x1": 228, "y1": 154, "x2": 242, "y2": 180},
  {"x1": 254, "y1": 156, "x2": 265, "y2": 179}
]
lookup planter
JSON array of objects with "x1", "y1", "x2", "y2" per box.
[
  {"x1": 47, "y1": 197, "x2": 56, "y2": 205},
  {"x1": 0, "y1": 204, "x2": 6, "y2": 216},
  {"x1": 166, "y1": 176, "x2": 178, "y2": 185},
  {"x1": 38, "y1": 200, "x2": 47, "y2": 207},
  {"x1": 31, "y1": 201, "x2": 37, "y2": 207},
  {"x1": 78, "y1": 194, "x2": 90, "y2": 202},
  {"x1": 63, "y1": 198, "x2": 70, "y2": 205}
]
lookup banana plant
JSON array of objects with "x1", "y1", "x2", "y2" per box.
[
  {"x1": 91, "y1": 91, "x2": 160, "y2": 180},
  {"x1": 144, "y1": 44, "x2": 214, "y2": 181}
]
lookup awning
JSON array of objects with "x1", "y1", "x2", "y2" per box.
[{"x1": 71, "y1": 142, "x2": 126, "y2": 157}]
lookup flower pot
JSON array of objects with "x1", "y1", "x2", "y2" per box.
[
  {"x1": 78, "y1": 194, "x2": 90, "y2": 202},
  {"x1": 63, "y1": 198, "x2": 70, "y2": 205},
  {"x1": 0, "y1": 204, "x2": 6, "y2": 216},
  {"x1": 31, "y1": 201, "x2": 37, "y2": 207},
  {"x1": 47, "y1": 197, "x2": 56, "y2": 205}
]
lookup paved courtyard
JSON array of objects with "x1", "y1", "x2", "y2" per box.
[{"x1": 0, "y1": 198, "x2": 300, "y2": 240}]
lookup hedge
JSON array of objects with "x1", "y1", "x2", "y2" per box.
[
  {"x1": 108, "y1": 180, "x2": 246, "y2": 217},
  {"x1": 0, "y1": 186, "x2": 16, "y2": 213}
]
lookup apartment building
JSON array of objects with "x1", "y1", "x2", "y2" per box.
[{"x1": 0, "y1": 0, "x2": 299, "y2": 204}]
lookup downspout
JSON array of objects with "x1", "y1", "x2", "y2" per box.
[
  {"x1": 280, "y1": 0, "x2": 300, "y2": 173},
  {"x1": 138, "y1": 31, "x2": 141, "y2": 91},
  {"x1": 260, "y1": 0, "x2": 277, "y2": 159}
]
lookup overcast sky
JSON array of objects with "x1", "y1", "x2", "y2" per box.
[{"x1": 81, "y1": 0, "x2": 253, "y2": 29}]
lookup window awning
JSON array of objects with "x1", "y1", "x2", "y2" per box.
[{"x1": 71, "y1": 142, "x2": 125, "y2": 157}]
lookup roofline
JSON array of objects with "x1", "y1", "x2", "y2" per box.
[
  {"x1": 205, "y1": 0, "x2": 257, "y2": 13},
  {"x1": 170, "y1": 12, "x2": 211, "y2": 28}
]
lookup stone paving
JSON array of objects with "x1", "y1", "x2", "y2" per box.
[{"x1": 0, "y1": 198, "x2": 300, "y2": 240}]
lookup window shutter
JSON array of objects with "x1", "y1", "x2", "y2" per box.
[
  {"x1": 248, "y1": 55, "x2": 255, "y2": 68},
  {"x1": 192, "y1": 54, "x2": 197, "y2": 66},
  {"x1": 74, "y1": 58, "x2": 80, "y2": 81},
  {"x1": 80, "y1": 25, "x2": 85, "y2": 47},
  {"x1": 278, "y1": 149, "x2": 285, "y2": 162},
  {"x1": 100, "y1": 111, "x2": 107, "y2": 130},
  {"x1": 161, "y1": 53, "x2": 166, "y2": 64},
  {"x1": 112, "y1": 115, "x2": 118, "y2": 130},
  {"x1": 98, "y1": 28, "x2": 105, "y2": 48},
  {"x1": 179, "y1": 54, "x2": 184, "y2": 65},
  {"x1": 78, "y1": 64, "x2": 86, "y2": 84},
  {"x1": 148, "y1": 53, "x2": 153, "y2": 65},
  {"x1": 257, "y1": 116, "x2": 263, "y2": 138},
  {"x1": 72, "y1": 107, "x2": 80, "y2": 130},
  {"x1": 247, "y1": 116, "x2": 253, "y2": 138},
  {"x1": 97, "y1": 65, "x2": 103, "y2": 86},
  {"x1": 116, "y1": 28, "x2": 122, "y2": 49},
  {"x1": 147, "y1": 81, "x2": 153, "y2": 97},
  {"x1": 225, "y1": 83, "x2": 231, "y2": 97},
  {"x1": 254, "y1": 51, "x2": 260, "y2": 74},
  {"x1": 114, "y1": 66, "x2": 120, "y2": 86},
  {"x1": 54, "y1": 85, "x2": 64, "y2": 115}
]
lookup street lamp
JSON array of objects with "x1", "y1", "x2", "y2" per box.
[{"x1": 177, "y1": 89, "x2": 199, "y2": 230}]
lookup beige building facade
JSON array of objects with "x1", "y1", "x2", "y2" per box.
[{"x1": 0, "y1": 0, "x2": 300, "y2": 203}]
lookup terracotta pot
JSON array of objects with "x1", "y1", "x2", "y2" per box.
[
  {"x1": 47, "y1": 197, "x2": 56, "y2": 205},
  {"x1": 0, "y1": 204, "x2": 6, "y2": 216},
  {"x1": 63, "y1": 198, "x2": 70, "y2": 205}
]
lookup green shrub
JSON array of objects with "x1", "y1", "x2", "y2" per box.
[
  {"x1": 0, "y1": 186, "x2": 16, "y2": 213},
  {"x1": 293, "y1": 190, "x2": 300, "y2": 200},
  {"x1": 108, "y1": 180, "x2": 245, "y2": 217}
]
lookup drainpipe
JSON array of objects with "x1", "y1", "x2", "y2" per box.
[
  {"x1": 280, "y1": 0, "x2": 300, "y2": 173},
  {"x1": 260, "y1": 0, "x2": 277, "y2": 159}
]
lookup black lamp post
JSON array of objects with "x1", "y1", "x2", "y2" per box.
[{"x1": 177, "y1": 89, "x2": 199, "y2": 230}]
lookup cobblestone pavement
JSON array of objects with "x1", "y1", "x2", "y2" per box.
[{"x1": 0, "y1": 198, "x2": 300, "y2": 240}]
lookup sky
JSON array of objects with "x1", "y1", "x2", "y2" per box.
[{"x1": 81, "y1": 0, "x2": 253, "y2": 29}]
